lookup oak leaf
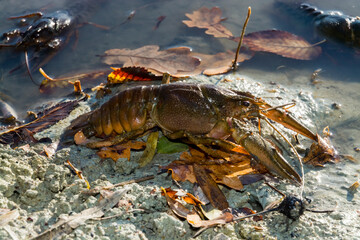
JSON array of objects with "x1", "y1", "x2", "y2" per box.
[
  {"x1": 243, "y1": 30, "x2": 322, "y2": 60},
  {"x1": 183, "y1": 7, "x2": 233, "y2": 39},
  {"x1": 101, "y1": 45, "x2": 200, "y2": 76}
]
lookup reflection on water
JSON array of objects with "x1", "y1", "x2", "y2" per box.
[{"x1": 0, "y1": 0, "x2": 359, "y2": 119}]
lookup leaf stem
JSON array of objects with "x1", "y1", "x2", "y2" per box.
[{"x1": 232, "y1": 7, "x2": 251, "y2": 71}]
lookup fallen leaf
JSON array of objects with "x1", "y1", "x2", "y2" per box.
[
  {"x1": 101, "y1": 45, "x2": 200, "y2": 76},
  {"x1": 42, "y1": 141, "x2": 59, "y2": 158},
  {"x1": 183, "y1": 7, "x2": 234, "y2": 39},
  {"x1": 0, "y1": 99, "x2": 81, "y2": 147},
  {"x1": 161, "y1": 187, "x2": 192, "y2": 219},
  {"x1": 303, "y1": 134, "x2": 340, "y2": 166},
  {"x1": 193, "y1": 163, "x2": 229, "y2": 210},
  {"x1": 243, "y1": 30, "x2": 322, "y2": 60},
  {"x1": 191, "y1": 50, "x2": 253, "y2": 75},
  {"x1": 138, "y1": 131, "x2": 159, "y2": 167},
  {"x1": 157, "y1": 136, "x2": 189, "y2": 154},
  {"x1": 107, "y1": 67, "x2": 162, "y2": 84},
  {"x1": 96, "y1": 141, "x2": 146, "y2": 162}
]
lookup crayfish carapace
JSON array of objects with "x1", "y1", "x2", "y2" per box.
[
  {"x1": 0, "y1": 0, "x2": 106, "y2": 83},
  {"x1": 64, "y1": 83, "x2": 318, "y2": 185}
]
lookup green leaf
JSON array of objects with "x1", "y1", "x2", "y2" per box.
[{"x1": 157, "y1": 136, "x2": 189, "y2": 154}]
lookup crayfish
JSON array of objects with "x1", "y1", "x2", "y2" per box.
[
  {"x1": 0, "y1": 0, "x2": 106, "y2": 83},
  {"x1": 299, "y1": 3, "x2": 360, "y2": 48},
  {"x1": 64, "y1": 83, "x2": 318, "y2": 185}
]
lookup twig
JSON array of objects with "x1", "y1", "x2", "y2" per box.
[
  {"x1": 103, "y1": 175, "x2": 155, "y2": 190},
  {"x1": 231, "y1": 7, "x2": 251, "y2": 71},
  {"x1": 91, "y1": 209, "x2": 144, "y2": 221}
]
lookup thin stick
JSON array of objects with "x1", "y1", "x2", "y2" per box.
[
  {"x1": 231, "y1": 7, "x2": 251, "y2": 71},
  {"x1": 103, "y1": 175, "x2": 155, "y2": 190},
  {"x1": 264, "y1": 118, "x2": 305, "y2": 199}
]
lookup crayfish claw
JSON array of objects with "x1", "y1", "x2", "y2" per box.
[{"x1": 231, "y1": 119, "x2": 302, "y2": 185}]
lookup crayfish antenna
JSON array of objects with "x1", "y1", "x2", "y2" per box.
[
  {"x1": 24, "y1": 51, "x2": 40, "y2": 86},
  {"x1": 261, "y1": 104, "x2": 317, "y2": 141}
]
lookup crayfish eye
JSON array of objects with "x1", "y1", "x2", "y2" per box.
[{"x1": 242, "y1": 101, "x2": 250, "y2": 107}]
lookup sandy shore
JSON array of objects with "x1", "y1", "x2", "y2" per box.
[{"x1": 1, "y1": 67, "x2": 359, "y2": 240}]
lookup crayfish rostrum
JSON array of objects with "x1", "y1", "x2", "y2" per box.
[{"x1": 64, "y1": 83, "x2": 318, "y2": 185}]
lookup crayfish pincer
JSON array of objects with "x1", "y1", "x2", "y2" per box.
[{"x1": 64, "y1": 83, "x2": 318, "y2": 185}]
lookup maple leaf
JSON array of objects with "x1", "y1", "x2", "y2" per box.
[
  {"x1": 183, "y1": 7, "x2": 234, "y2": 39},
  {"x1": 107, "y1": 67, "x2": 162, "y2": 84},
  {"x1": 101, "y1": 45, "x2": 200, "y2": 76},
  {"x1": 243, "y1": 30, "x2": 322, "y2": 60}
]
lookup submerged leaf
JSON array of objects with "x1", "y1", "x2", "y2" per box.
[
  {"x1": 157, "y1": 136, "x2": 189, "y2": 154},
  {"x1": 183, "y1": 7, "x2": 234, "y2": 39},
  {"x1": 243, "y1": 30, "x2": 322, "y2": 60},
  {"x1": 102, "y1": 45, "x2": 200, "y2": 76},
  {"x1": 191, "y1": 50, "x2": 253, "y2": 75}
]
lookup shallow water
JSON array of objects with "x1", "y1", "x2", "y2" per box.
[{"x1": 0, "y1": 0, "x2": 360, "y2": 239}]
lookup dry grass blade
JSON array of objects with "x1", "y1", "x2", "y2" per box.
[
  {"x1": 183, "y1": 7, "x2": 233, "y2": 38},
  {"x1": 243, "y1": 30, "x2": 322, "y2": 60}
]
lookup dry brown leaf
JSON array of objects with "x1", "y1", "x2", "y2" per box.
[
  {"x1": 102, "y1": 45, "x2": 200, "y2": 76},
  {"x1": 183, "y1": 7, "x2": 234, "y2": 39},
  {"x1": 243, "y1": 30, "x2": 322, "y2": 60},
  {"x1": 161, "y1": 187, "x2": 192, "y2": 219},
  {"x1": 187, "y1": 211, "x2": 233, "y2": 228},
  {"x1": 193, "y1": 163, "x2": 229, "y2": 210},
  {"x1": 303, "y1": 134, "x2": 340, "y2": 166},
  {"x1": 191, "y1": 49, "x2": 253, "y2": 75},
  {"x1": 96, "y1": 141, "x2": 146, "y2": 162},
  {"x1": 163, "y1": 147, "x2": 258, "y2": 191}
]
